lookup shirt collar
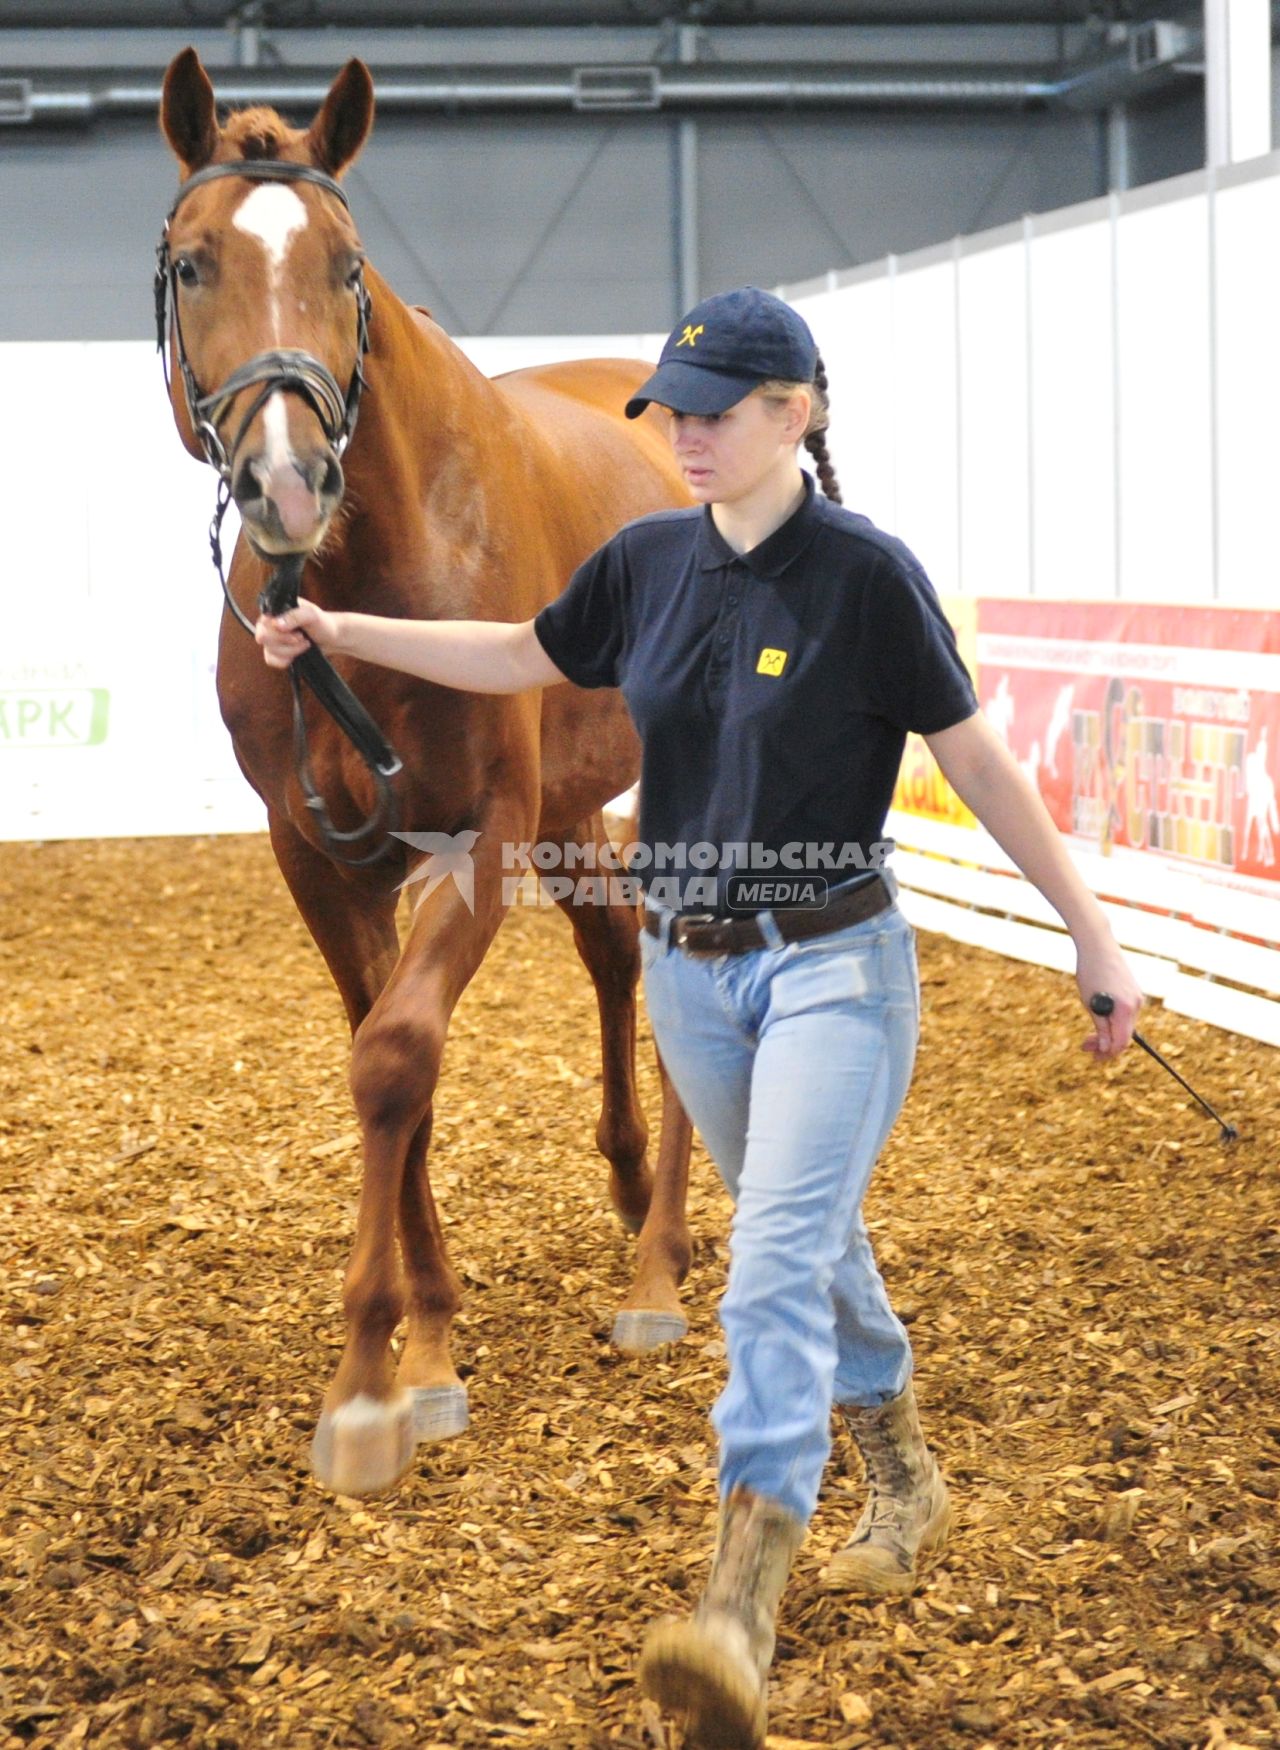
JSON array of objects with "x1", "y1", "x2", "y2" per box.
[{"x1": 695, "y1": 470, "x2": 823, "y2": 578}]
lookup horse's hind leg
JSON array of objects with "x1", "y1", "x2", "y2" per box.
[
  {"x1": 613, "y1": 1046, "x2": 694, "y2": 1354},
  {"x1": 547, "y1": 828, "x2": 650, "y2": 1230},
  {"x1": 548, "y1": 818, "x2": 693, "y2": 1352}
]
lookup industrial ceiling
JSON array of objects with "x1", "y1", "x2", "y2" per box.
[
  {"x1": 0, "y1": 1, "x2": 1219, "y2": 125},
  {"x1": 0, "y1": 3, "x2": 1202, "y2": 29}
]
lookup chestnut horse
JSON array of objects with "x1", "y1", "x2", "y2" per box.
[{"x1": 158, "y1": 49, "x2": 694, "y2": 1496}]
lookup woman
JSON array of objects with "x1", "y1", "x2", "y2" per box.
[{"x1": 257, "y1": 286, "x2": 1142, "y2": 1750}]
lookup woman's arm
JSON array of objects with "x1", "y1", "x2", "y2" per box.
[
  {"x1": 254, "y1": 599, "x2": 566, "y2": 695},
  {"x1": 923, "y1": 709, "x2": 1143, "y2": 1060}
]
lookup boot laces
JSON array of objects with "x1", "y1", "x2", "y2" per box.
[
  {"x1": 852, "y1": 1416, "x2": 916, "y2": 1496},
  {"x1": 865, "y1": 1486, "x2": 912, "y2": 1530}
]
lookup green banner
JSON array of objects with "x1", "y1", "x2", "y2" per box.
[{"x1": 0, "y1": 689, "x2": 110, "y2": 748}]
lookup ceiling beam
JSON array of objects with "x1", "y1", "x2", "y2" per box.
[
  {"x1": 0, "y1": 53, "x2": 1191, "y2": 125},
  {"x1": 0, "y1": 4, "x2": 1181, "y2": 31}
]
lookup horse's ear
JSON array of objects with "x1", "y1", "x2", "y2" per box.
[
  {"x1": 161, "y1": 48, "x2": 219, "y2": 175},
  {"x1": 306, "y1": 60, "x2": 374, "y2": 178}
]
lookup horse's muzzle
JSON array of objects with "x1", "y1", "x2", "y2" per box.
[{"x1": 233, "y1": 449, "x2": 344, "y2": 553}]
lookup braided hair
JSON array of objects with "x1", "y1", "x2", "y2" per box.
[
  {"x1": 803, "y1": 354, "x2": 842, "y2": 505},
  {"x1": 757, "y1": 353, "x2": 842, "y2": 504}
]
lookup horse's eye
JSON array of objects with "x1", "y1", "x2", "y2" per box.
[{"x1": 175, "y1": 257, "x2": 199, "y2": 287}]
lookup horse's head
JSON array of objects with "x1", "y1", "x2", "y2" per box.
[{"x1": 159, "y1": 49, "x2": 375, "y2": 556}]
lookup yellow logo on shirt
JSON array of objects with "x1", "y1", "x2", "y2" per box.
[
  {"x1": 677, "y1": 324, "x2": 705, "y2": 348},
  {"x1": 757, "y1": 648, "x2": 788, "y2": 676}
]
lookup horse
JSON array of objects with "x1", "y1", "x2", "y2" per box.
[{"x1": 157, "y1": 48, "x2": 695, "y2": 1497}]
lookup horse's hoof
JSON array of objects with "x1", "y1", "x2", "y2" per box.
[
  {"x1": 310, "y1": 1392, "x2": 416, "y2": 1497},
  {"x1": 410, "y1": 1384, "x2": 469, "y2": 1444},
  {"x1": 611, "y1": 1308, "x2": 689, "y2": 1354}
]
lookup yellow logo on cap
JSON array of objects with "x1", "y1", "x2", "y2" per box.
[
  {"x1": 757, "y1": 648, "x2": 788, "y2": 676},
  {"x1": 676, "y1": 324, "x2": 705, "y2": 348}
]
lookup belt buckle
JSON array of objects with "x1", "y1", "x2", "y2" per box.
[{"x1": 674, "y1": 911, "x2": 721, "y2": 954}]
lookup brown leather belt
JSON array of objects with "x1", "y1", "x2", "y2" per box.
[{"x1": 642, "y1": 875, "x2": 893, "y2": 957}]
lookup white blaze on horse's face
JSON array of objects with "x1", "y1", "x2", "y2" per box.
[
  {"x1": 230, "y1": 182, "x2": 334, "y2": 551},
  {"x1": 234, "y1": 184, "x2": 306, "y2": 472},
  {"x1": 233, "y1": 183, "x2": 309, "y2": 336}
]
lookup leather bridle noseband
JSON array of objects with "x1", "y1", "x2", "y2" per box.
[{"x1": 155, "y1": 158, "x2": 402, "y2": 868}]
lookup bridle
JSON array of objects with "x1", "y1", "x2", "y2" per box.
[
  {"x1": 155, "y1": 158, "x2": 402, "y2": 868},
  {"x1": 155, "y1": 158, "x2": 371, "y2": 484}
]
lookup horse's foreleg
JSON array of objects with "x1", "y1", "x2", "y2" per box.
[
  {"x1": 265, "y1": 814, "x2": 420, "y2": 1493},
  {"x1": 310, "y1": 1007, "x2": 429, "y2": 1497},
  {"x1": 267, "y1": 810, "x2": 400, "y2": 1030},
  {"x1": 312, "y1": 819, "x2": 523, "y2": 1496}
]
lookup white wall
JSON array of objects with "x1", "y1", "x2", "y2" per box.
[
  {"x1": 0, "y1": 331, "x2": 660, "y2": 843},
  {"x1": 786, "y1": 150, "x2": 1280, "y2": 611}
]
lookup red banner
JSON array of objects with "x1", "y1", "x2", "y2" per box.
[{"x1": 974, "y1": 601, "x2": 1280, "y2": 893}]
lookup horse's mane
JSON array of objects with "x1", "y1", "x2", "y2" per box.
[{"x1": 220, "y1": 107, "x2": 304, "y2": 161}]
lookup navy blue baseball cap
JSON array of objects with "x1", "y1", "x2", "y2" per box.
[{"x1": 625, "y1": 286, "x2": 819, "y2": 420}]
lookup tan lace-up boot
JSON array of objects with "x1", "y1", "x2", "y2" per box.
[
  {"x1": 821, "y1": 1381, "x2": 951, "y2": 1596},
  {"x1": 639, "y1": 1487, "x2": 804, "y2": 1749}
]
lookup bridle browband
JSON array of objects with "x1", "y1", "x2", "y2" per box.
[{"x1": 155, "y1": 157, "x2": 401, "y2": 868}]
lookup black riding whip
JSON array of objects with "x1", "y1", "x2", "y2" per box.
[{"x1": 1089, "y1": 993, "x2": 1238, "y2": 1145}]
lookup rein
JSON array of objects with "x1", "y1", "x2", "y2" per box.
[{"x1": 156, "y1": 158, "x2": 401, "y2": 867}]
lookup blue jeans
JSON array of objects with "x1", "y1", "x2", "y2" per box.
[{"x1": 639, "y1": 888, "x2": 920, "y2": 1525}]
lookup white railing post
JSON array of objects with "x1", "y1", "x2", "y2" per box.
[{"x1": 1205, "y1": 0, "x2": 1272, "y2": 168}]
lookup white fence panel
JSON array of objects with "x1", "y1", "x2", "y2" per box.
[
  {"x1": 889, "y1": 258, "x2": 960, "y2": 595},
  {"x1": 1, "y1": 344, "x2": 93, "y2": 610},
  {"x1": 1028, "y1": 213, "x2": 1117, "y2": 601},
  {"x1": 1115, "y1": 191, "x2": 1214, "y2": 602},
  {"x1": 958, "y1": 237, "x2": 1030, "y2": 598},
  {"x1": 1213, "y1": 173, "x2": 1280, "y2": 610},
  {"x1": 798, "y1": 279, "x2": 896, "y2": 536}
]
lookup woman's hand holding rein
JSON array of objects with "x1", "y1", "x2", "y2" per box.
[
  {"x1": 256, "y1": 599, "x2": 340, "y2": 667},
  {"x1": 254, "y1": 600, "x2": 567, "y2": 695}
]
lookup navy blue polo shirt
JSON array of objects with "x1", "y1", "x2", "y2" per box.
[{"x1": 533, "y1": 472, "x2": 978, "y2": 912}]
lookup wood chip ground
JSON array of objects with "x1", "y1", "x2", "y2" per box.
[{"x1": 1, "y1": 836, "x2": 1277, "y2": 1749}]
